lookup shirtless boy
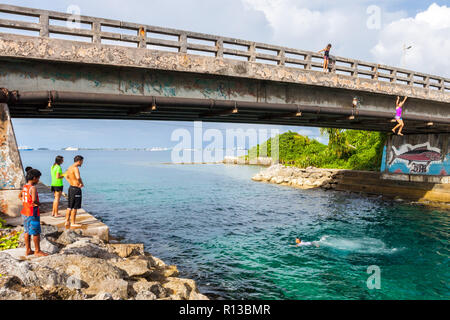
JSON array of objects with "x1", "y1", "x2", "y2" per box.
[{"x1": 64, "y1": 155, "x2": 85, "y2": 229}]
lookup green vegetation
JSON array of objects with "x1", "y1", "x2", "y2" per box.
[
  {"x1": 0, "y1": 231, "x2": 21, "y2": 251},
  {"x1": 0, "y1": 217, "x2": 6, "y2": 229},
  {"x1": 0, "y1": 217, "x2": 21, "y2": 251},
  {"x1": 247, "y1": 129, "x2": 386, "y2": 171}
]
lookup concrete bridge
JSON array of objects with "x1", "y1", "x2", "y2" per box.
[
  {"x1": 0, "y1": 4, "x2": 449, "y2": 133},
  {"x1": 0, "y1": 4, "x2": 449, "y2": 215}
]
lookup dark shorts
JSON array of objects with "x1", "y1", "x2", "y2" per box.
[
  {"x1": 22, "y1": 208, "x2": 41, "y2": 236},
  {"x1": 68, "y1": 186, "x2": 82, "y2": 209},
  {"x1": 51, "y1": 186, "x2": 63, "y2": 193}
]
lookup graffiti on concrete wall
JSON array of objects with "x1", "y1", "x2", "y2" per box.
[{"x1": 385, "y1": 141, "x2": 449, "y2": 175}]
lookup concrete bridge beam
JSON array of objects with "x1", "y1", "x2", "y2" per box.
[{"x1": 0, "y1": 103, "x2": 25, "y2": 217}]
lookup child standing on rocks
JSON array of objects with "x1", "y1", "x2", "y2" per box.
[{"x1": 18, "y1": 169, "x2": 48, "y2": 257}]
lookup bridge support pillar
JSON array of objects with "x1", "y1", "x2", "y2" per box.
[
  {"x1": 381, "y1": 133, "x2": 450, "y2": 182},
  {"x1": 0, "y1": 103, "x2": 25, "y2": 217}
]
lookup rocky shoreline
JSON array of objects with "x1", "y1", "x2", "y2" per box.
[
  {"x1": 0, "y1": 225, "x2": 209, "y2": 300},
  {"x1": 252, "y1": 164, "x2": 343, "y2": 190}
]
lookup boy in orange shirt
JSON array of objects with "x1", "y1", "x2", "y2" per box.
[{"x1": 18, "y1": 169, "x2": 48, "y2": 257}]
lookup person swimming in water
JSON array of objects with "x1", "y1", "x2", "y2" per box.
[{"x1": 296, "y1": 238, "x2": 320, "y2": 248}]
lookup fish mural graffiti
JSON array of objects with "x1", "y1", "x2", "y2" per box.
[
  {"x1": 389, "y1": 142, "x2": 444, "y2": 174},
  {"x1": 389, "y1": 145, "x2": 441, "y2": 166}
]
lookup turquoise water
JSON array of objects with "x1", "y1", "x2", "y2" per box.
[{"x1": 20, "y1": 150, "x2": 450, "y2": 300}]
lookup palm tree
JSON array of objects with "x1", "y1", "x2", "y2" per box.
[{"x1": 320, "y1": 128, "x2": 352, "y2": 158}]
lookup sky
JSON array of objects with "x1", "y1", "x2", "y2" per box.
[{"x1": 3, "y1": 0, "x2": 449, "y2": 149}]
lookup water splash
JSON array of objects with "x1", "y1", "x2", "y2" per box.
[{"x1": 318, "y1": 235, "x2": 402, "y2": 254}]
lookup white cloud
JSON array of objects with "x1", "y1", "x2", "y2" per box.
[
  {"x1": 241, "y1": 0, "x2": 406, "y2": 60},
  {"x1": 297, "y1": 129, "x2": 313, "y2": 137},
  {"x1": 313, "y1": 136, "x2": 328, "y2": 145},
  {"x1": 371, "y1": 3, "x2": 450, "y2": 77}
]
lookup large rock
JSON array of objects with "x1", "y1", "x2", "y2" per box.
[
  {"x1": 162, "y1": 278, "x2": 209, "y2": 300},
  {"x1": 60, "y1": 238, "x2": 117, "y2": 259},
  {"x1": 112, "y1": 256, "x2": 152, "y2": 278},
  {"x1": 91, "y1": 292, "x2": 114, "y2": 300},
  {"x1": 144, "y1": 253, "x2": 167, "y2": 268},
  {"x1": 84, "y1": 279, "x2": 129, "y2": 300},
  {"x1": 29, "y1": 237, "x2": 61, "y2": 255},
  {"x1": 0, "y1": 287, "x2": 24, "y2": 300},
  {"x1": 135, "y1": 291, "x2": 157, "y2": 300},
  {"x1": 108, "y1": 243, "x2": 144, "y2": 258},
  {"x1": 40, "y1": 225, "x2": 59, "y2": 238},
  {"x1": 251, "y1": 174, "x2": 263, "y2": 182},
  {"x1": 147, "y1": 264, "x2": 179, "y2": 281},
  {"x1": 132, "y1": 279, "x2": 167, "y2": 299},
  {"x1": 55, "y1": 230, "x2": 84, "y2": 246},
  {"x1": 36, "y1": 254, "x2": 127, "y2": 291},
  {"x1": 0, "y1": 253, "x2": 67, "y2": 289}
]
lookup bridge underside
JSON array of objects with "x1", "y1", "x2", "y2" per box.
[{"x1": 2, "y1": 58, "x2": 449, "y2": 133}]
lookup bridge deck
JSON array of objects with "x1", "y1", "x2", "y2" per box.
[{"x1": 0, "y1": 4, "x2": 449, "y2": 133}]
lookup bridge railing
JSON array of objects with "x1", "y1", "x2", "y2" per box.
[{"x1": 0, "y1": 4, "x2": 449, "y2": 93}]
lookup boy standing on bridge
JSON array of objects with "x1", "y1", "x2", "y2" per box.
[
  {"x1": 64, "y1": 155, "x2": 85, "y2": 230},
  {"x1": 18, "y1": 169, "x2": 48, "y2": 257},
  {"x1": 318, "y1": 44, "x2": 332, "y2": 72}
]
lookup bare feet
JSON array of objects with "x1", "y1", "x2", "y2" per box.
[
  {"x1": 392, "y1": 128, "x2": 396, "y2": 134},
  {"x1": 398, "y1": 133, "x2": 404, "y2": 136},
  {"x1": 34, "y1": 251, "x2": 48, "y2": 257},
  {"x1": 52, "y1": 214, "x2": 63, "y2": 218},
  {"x1": 65, "y1": 221, "x2": 71, "y2": 230},
  {"x1": 25, "y1": 250, "x2": 35, "y2": 256}
]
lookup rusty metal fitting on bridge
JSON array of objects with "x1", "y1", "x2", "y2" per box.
[
  {"x1": 232, "y1": 101, "x2": 238, "y2": 114},
  {"x1": 151, "y1": 97, "x2": 157, "y2": 111},
  {"x1": 295, "y1": 105, "x2": 302, "y2": 117}
]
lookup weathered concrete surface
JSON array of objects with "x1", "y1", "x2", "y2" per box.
[
  {"x1": 2, "y1": 57, "x2": 449, "y2": 128},
  {"x1": 0, "y1": 190, "x2": 22, "y2": 218},
  {"x1": 0, "y1": 104, "x2": 24, "y2": 189},
  {"x1": 0, "y1": 103, "x2": 25, "y2": 216},
  {"x1": 381, "y1": 134, "x2": 449, "y2": 176},
  {"x1": 0, "y1": 33, "x2": 449, "y2": 106}
]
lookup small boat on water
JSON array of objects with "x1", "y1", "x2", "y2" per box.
[
  {"x1": 18, "y1": 146, "x2": 33, "y2": 151},
  {"x1": 64, "y1": 147, "x2": 79, "y2": 151}
]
